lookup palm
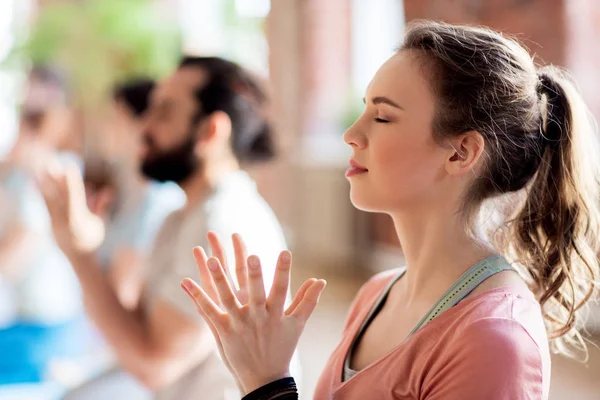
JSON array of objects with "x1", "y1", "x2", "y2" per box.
[
  {"x1": 183, "y1": 233, "x2": 326, "y2": 395},
  {"x1": 37, "y1": 163, "x2": 105, "y2": 253}
]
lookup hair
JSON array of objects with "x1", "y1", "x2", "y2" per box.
[
  {"x1": 113, "y1": 78, "x2": 155, "y2": 117},
  {"x1": 83, "y1": 156, "x2": 118, "y2": 192},
  {"x1": 401, "y1": 20, "x2": 600, "y2": 358},
  {"x1": 179, "y1": 56, "x2": 275, "y2": 163},
  {"x1": 29, "y1": 64, "x2": 69, "y2": 98},
  {"x1": 83, "y1": 156, "x2": 120, "y2": 218}
]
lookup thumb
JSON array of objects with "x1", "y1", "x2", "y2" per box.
[
  {"x1": 289, "y1": 279, "x2": 327, "y2": 322},
  {"x1": 64, "y1": 162, "x2": 88, "y2": 210}
]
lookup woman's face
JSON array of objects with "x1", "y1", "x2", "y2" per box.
[
  {"x1": 344, "y1": 51, "x2": 454, "y2": 213},
  {"x1": 105, "y1": 99, "x2": 144, "y2": 162}
]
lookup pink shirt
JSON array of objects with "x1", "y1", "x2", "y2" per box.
[{"x1": 314, "y1": 269, "x2": 550, "y2": 400}]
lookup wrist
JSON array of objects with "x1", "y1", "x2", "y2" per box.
[
  {"x1": 62, "y1": 244, "x2": 94, "y2": 264},
  {"x1": 241, "y1": 371, "x2": 291, "y2": 396}
]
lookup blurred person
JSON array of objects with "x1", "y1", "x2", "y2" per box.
[
  {"x1": 0, "y1": 65, "x2": 90, "y2": 385},
  {"x1": 91, "y1": 79, "x2": 184, "y2": 309},
  {"x1": 60, "y1": 81, "x2": 186, "y2": 400},
  {"x1": 38, "y1": 56, "x2": 296, "y2": 400},
  {"x1": 182, "y1": 21, "x2": 600, "y2": 400}
]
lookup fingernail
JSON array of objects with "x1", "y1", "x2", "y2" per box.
[
  {"x1": 248, "y1": 256, "x2": 259, "y2": 269},
  {"x1": 281, "y1": 251, "x2": 291, "y2": 263},
  {"x1": 182, "y1": 279, "x2": 193, "y2": 291},
  {"x1": 208, "y1": 258, "x2": 219, "y2": 271}
]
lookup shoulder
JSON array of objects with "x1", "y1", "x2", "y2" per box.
[
  {"x1": 456, "y1": 316, "x2": 542, "y2": 356},
  {"x1": 454, "y1": 288, "x2": 548, "y2": 350},
  {"x1": 439, "y1": 292, "x2": 549, "y2": 376},
  {"x1": 422, "y1": 312, "x2": 547, "y2": 399},
  {"x1": 153, "y1": 207, "x2": 186, "y2": 241},
  {"x1": 204, "y1": 173, "x2": 284, "y2": 241}
]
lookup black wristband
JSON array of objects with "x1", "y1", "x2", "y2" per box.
[{"x1": 241, "y1": 377, "x2": 298, "y2": 400}]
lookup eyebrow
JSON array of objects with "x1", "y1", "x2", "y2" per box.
[{"x1": 363, "y1": 96, "x2": 403, "y2": 109}]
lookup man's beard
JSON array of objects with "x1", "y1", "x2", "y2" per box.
[{"x1": 141, "y1": 130, "x2": 200, "y2": 184}]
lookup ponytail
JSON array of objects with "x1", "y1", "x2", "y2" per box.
[{"x1": 511, "y1": 66, "x2": 600, "y2": 357}]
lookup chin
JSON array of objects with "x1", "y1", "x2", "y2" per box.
[{"x1": 348, "y1": 187, "x2": 382, "y2": 213}]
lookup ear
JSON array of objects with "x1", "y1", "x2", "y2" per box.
[
  {"x1": 197, "y1": 111, "x2": 232, "y2": 145},
  {"x1": 444, "y1": 131, "x2": 485, "y2": 176}
]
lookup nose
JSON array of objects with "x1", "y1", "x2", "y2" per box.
[
  {"x1": 140, "y1": 113, "x2": 151, "y2": 134},
  {"x1": 343, "y1": 119, "x2": 367, "y2": 149}
]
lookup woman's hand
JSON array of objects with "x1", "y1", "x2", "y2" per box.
[{"x1": 181, "y1": 233, "x2": 326, "y2": 395}]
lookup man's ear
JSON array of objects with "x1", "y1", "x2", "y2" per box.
[{"x1": 198, "y1": 111, "x2": 232, "y2": 143}]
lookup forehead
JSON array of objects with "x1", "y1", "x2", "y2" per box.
[
  {"x1": 367, "y1": 51, "x2": 434, "y2": 106},
  {"x1": 152, "y1": 66, "x2": 207, "y2": 104},
  {"x1": 23, "y1": 77, "x2": 66, "y2": 108}
]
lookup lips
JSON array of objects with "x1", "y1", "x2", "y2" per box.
[{"x1": 345, "y1": 159, "x2": 368, "y2": 178}]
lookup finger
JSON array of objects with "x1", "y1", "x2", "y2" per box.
[
  {"x1": 36, "y1": 171, "x2": 62, "y2": 217},
  {"x1": 284, "y1": 278, "x2": 317, "y2": 316},
  {"x1": 207, "y1": 231, "x2": 236, "y2": 287},
  {"x1": 232, "y1": 233, "x2": 249, "y2": 292},
  {"x1": 289, "y1": 279, "x2": 327, "y2": 322},
  {"x1": 247, "y1": 255, "x2": 267, "y2": 308},
  {"x1": 181, "y1": 278, "x2": 227, "y2": 326},
  {"x1": 207, "y1": 257, "x2": 242, "y2": 313},
  {"x1": 181, "y1": 278, "x2": 227, "y2": 354},
  {"x1": 267, "y1": 251, "x2": 292, "y2": 314},
  {"x1": 65, "y1": 163, "x2": 87, "y2": 206},
  {"x1": 192, "y1": 247, "x2": 219, "y2": 302}
]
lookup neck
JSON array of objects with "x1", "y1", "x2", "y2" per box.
[
  {"x1": 179, "y1": 157, "x2": 240, "y2": 209},
  {"x1": 390, "y1": 200, "x2": 493, "y2": 303}
]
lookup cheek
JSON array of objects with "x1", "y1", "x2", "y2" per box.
[
  {"x1": 150, "y1": 119, "x2": 183, "y2": 149},
  {"x1": 365, "y1": 129, "x2": 444, "y2": 206},
  {"x1": 373, "y1": 132, "x2": 436, "y2": 182}
]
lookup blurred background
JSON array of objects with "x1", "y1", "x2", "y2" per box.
[{"x1": 0, "y1": 0, "x2": 599, "y2": 399}]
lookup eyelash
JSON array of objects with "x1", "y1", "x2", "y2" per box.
[{"x1": 374, "y1": 118, "x2": 390, "y2": 123}]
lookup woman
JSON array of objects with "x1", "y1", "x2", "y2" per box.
[{"x1": 181, "y1": 21, "x2": 600, "y2": 399}]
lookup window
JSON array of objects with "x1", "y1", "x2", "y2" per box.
[{"x1": 0, "y1": 0, "x2": 30, "y2": 157}]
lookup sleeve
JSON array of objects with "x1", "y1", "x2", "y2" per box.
[
  {"x1": 422, "y1": 318, "x2": 544, "y2": 400},
  {"x1": 3, "y1": 170, "x2": 49, "y2": 233},
  {"x1": 141, "y1": 211, "x2": 204, "y2": 321},
  {"x1": 242, "y1": 377, "x2": 298, "y2": 400}
]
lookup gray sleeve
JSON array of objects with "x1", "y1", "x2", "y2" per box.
[
  {"x1": 155, "y1": 257, "x2": 206, "y2": 321},
  {"x1": 147, "y1": 213, "x2": 211, "y2": 322}
]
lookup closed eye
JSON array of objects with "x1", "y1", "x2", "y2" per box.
[{"x1": 374, "y1": 118, "x2": 390, "y2": 123}]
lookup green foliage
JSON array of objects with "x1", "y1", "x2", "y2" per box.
[
  {"x1": 342, "y1": 94, "x2": 365, "y2": 131},
  {"x1": 6, "y1": 0, "x2": 181, "y2": 108}
]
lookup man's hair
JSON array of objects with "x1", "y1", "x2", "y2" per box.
[
  {"x1": 112, "y1": 78, "x2": 155, "y2": 117},
  {"x1": 179, "y1": 56, "x2": 275, "y2": 163}
]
